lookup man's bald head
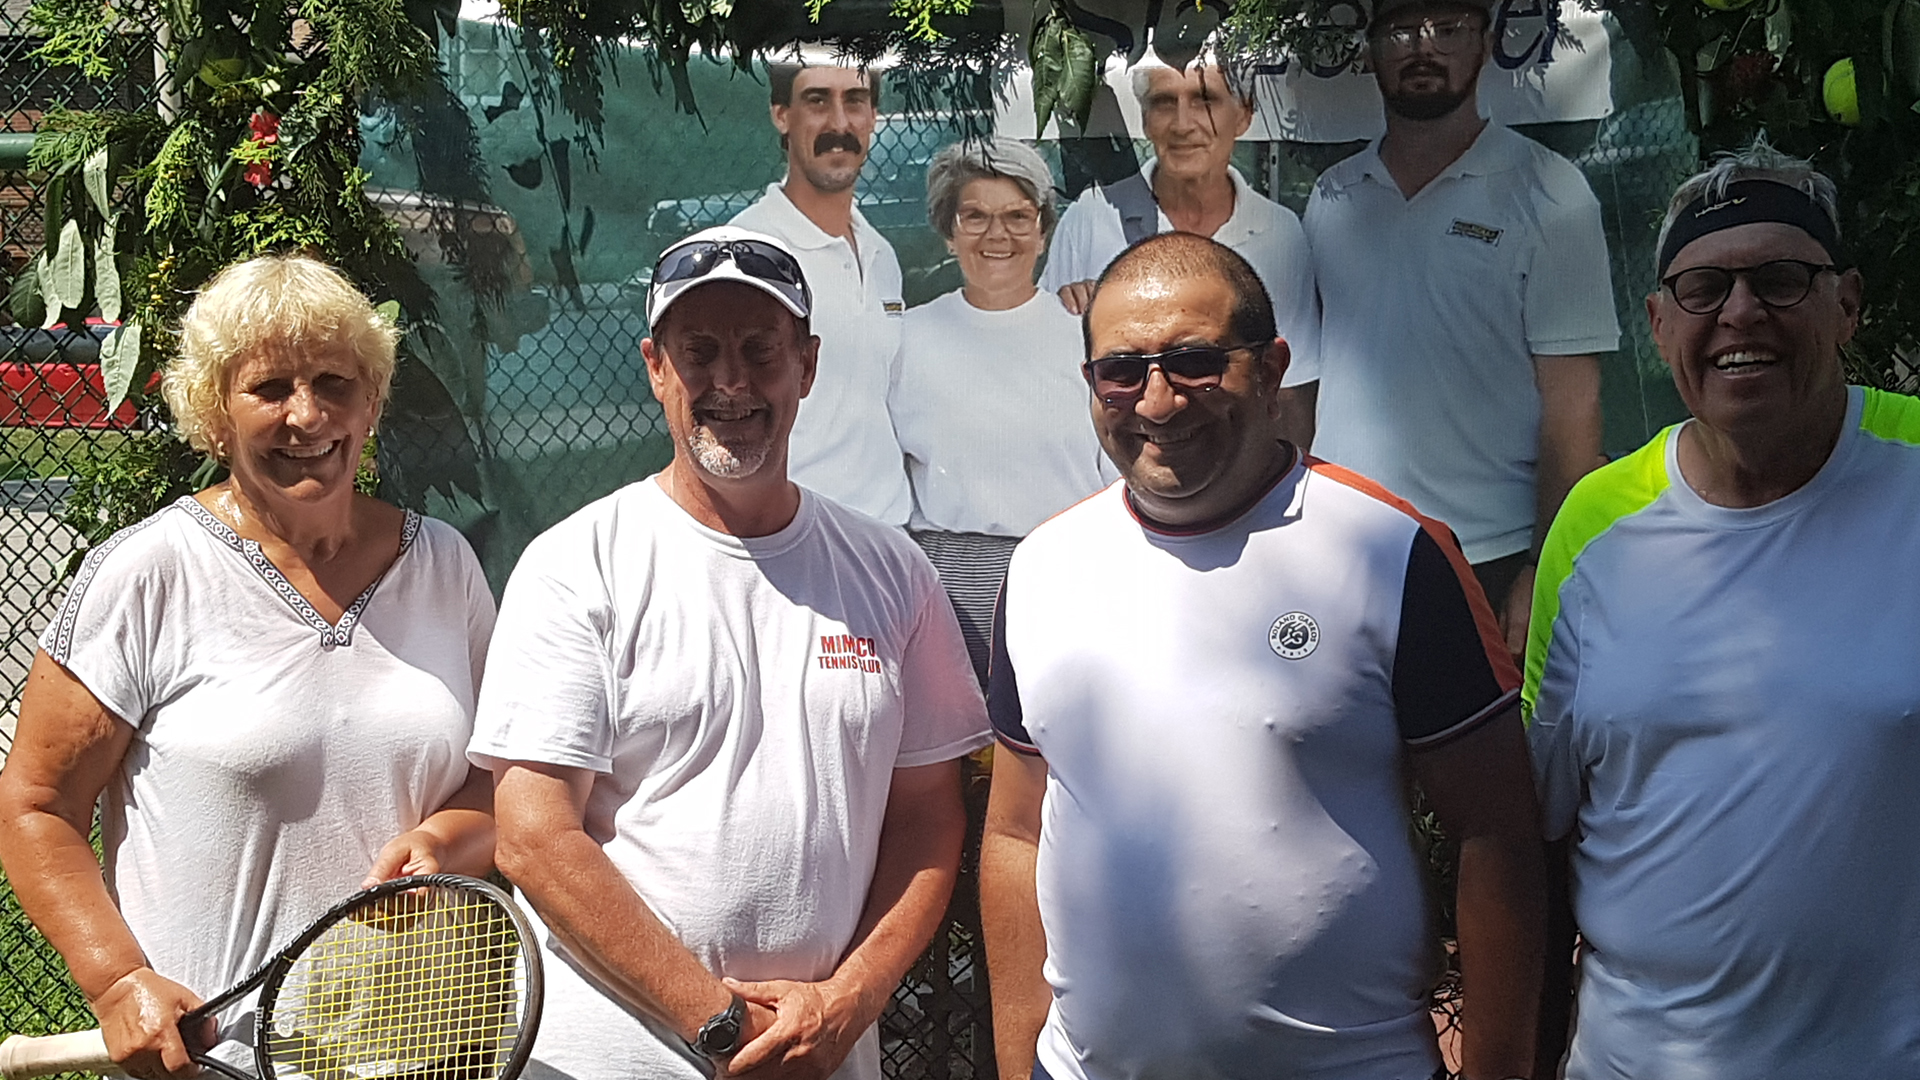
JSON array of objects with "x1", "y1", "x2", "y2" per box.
[{"x1": 1081, "y1": 233, "x2": 1277, "y2": 359}]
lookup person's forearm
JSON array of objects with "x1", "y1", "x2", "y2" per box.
[
  {"x1": 413, "y1": 769, "x2": 497, "y2": 878},
  {"x1": 825, "y1": 766, "x2": 967, "y2": 1032},
  {"x1": 497, "y1": 823, "x2": 729, "y2": 1040},
  {"x1": 1455, "y1": 833, "x2": 1547, "y2": 1080},
  {"x1": 1532, "y1": 357, "x2": 1603, "y2": 554},
  {"x1": 0, "y1": 803, "x2": 149, "y2": 1003},
  {"x1": 1534, "y1": 438, "x2": 1596, "y2": 555},
  {"x1": 1534, "y1": 838, "x2": 1577, "y2": 1079},
  {"x1": 979, "y1": 828, "x2": 1050, "y2": 1080}
]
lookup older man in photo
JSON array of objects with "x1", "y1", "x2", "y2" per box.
[
  {"x1": 473, "y1": 226, "x2": 989, "y2": 1080},
  {"x1": 1527, "y1": 141, "x2": 1920, "y2": 1080},
  {"x1": 1041, "y1": 58, "x2": 1321, "y2": 443}
]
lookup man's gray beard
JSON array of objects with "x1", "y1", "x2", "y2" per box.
[{"x1": 687, "y1": 425, "x2": 771, "y2": 479}]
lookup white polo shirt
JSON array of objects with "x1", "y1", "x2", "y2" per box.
[
  {"x1": 1525, "y1": 386, "x2": 1920, "y2": 1079},
  {"x1": 732, "y1": 182, "x2": 913, "y2": 525},
  {"x1": 1039, "y1": 160, "x2": 1321, "y2": 386},
  {"x1": 1305, "y1": 124, "x2": 1619, "y2": 563}
]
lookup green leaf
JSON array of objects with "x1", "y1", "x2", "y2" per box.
[
  {"x1": 94, "y1": 229, "x2": 121, "y2": 323},
  {"x1": 7, "y1": 258, "x2": 46, "y2": 329},
  {"x1": 50, "y1": 218, "x2": 87, "y2": 311},
  {"x1": 1887, "y1": 0, "x2": 1920, "y2": 99},
  {"x1": 100, "y1": 322, "x2": 142, "y2": 414},
  {"x1": 1059, "y1": 24, "x2": 1097, "y2": 130},
  {"x1": 84, "y1": 145, "x2": 110, "y2": 217},
  {"x1": 375, "y1": 299, "x2": 402, "y2": 324},
  {"x1": 1764, "y1": 1, "x2": 1791, "y2": 58},
  {"x1": 34, "y1": 253, "x2": 61, "y2": 328},
  {"x1": 1031, "y1": 15, "x2": 1065, "y2": 131}
]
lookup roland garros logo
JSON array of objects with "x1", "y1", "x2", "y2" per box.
[
  {"x1": 1268, "y1": 612, "x2": 1320, "y2": 660},
  {"x1": 817, "y1": 634, "x2": 883, "y2": 674}
]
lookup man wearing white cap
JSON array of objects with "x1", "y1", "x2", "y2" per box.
[
  {"x1": 732, "y1": 60, "x2": 913, "y2": 525},
  {"x1": 472, "y1": 226, "x2": 991, "y2": 1080}
]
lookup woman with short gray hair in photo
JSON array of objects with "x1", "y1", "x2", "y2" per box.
[{"x1": 892, "y1": 137, "x2": 1110, "y2": 686}]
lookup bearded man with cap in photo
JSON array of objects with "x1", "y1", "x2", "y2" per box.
[
  {"x1": 469, "y1": 226, "x2": 990, "y2": 1080},
  {"x1": 1525, "y1": 140, "x2": 1920, "y2": 1078},
  {"x1": 1302, "y1": 0, "x2": 1620, "y2": 661}
]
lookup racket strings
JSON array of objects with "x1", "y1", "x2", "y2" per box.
[{"x1": 266, "y1": 887, "x2": 528, "y2": 1080}]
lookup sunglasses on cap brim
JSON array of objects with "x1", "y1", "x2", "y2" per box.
[{"x1": 654, "y1": 239, "x2": 811, "y2": 316}]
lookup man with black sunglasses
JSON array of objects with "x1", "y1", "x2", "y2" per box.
[
  {"x1": 1526, "y1": 141, "x2": 1920, "y2": 1079},
  {"x1": 981, "y1": 232, "x2": 1545, "y2": 1080},
  {"x1": 731, "y1": 58, "x2": 914, "y2": 529},
  {"x1": 476, "y1": 226, "x2": 990, "y2": 1080},
  {"x1": 1303, "y1": 0, "x2": 1619, "y2": 662}
]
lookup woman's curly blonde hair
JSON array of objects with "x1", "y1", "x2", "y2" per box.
[{"x1": 164, "y1": 254, "x2": 401, "y2": 457}]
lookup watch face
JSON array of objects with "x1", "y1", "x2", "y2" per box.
[{"x1": 697, "y1": 1010, "x2": 743, "y2": 1056}]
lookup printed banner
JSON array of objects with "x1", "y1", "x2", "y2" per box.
[{"x1": 996, "y1": 0, "x2": 1613, "y2": 143}]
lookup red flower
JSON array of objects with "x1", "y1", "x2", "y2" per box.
[
  {"x1": 249, "y1": 110, "x2": 280, "y2": 145},
  {"x1": 244, "y1": 109, "x2": 279, "y2": 188}
]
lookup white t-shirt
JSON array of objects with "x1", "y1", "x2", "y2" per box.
[
  {"x1": 1525, "y1": 386, "x2": 1920, "y2": 1080},
  {"x1": 893, "y1": 288, "x2": 1110, "y2": 535},
  {"x1": 39, "y1": 496, "x2": 494, "y2": 1053},
  {"x1": 468, "y1": 478, "x2": 991, "y2": 1080},
  {"x1": 1306, "y1": 123, "x2": 1620, "y2": 563},
  {"x1": 1039, "y1": 160, "x2": 1322, "y2": 387},
  {"x1": 731, "y1": 183, "x2": 913, "y2": 525},
  {"x1": 991, "y1": 460, "x2": 1518, "y2": 1080}
]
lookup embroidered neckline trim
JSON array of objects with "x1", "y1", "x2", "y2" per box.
[{"x1": 175, "y1": 495, "x2": 422, "y2": 649}]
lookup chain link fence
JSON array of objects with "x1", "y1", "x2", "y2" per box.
[
  {"x1": 0, "y1": 0, "x2": 167, "y2": 1055},
  {"x1": 0, "y1": 7, "x2": 1699, "y2": 1078}
]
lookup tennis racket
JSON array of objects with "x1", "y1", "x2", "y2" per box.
[{"x1": 0, "y1": 874, "x2": 543, "y2": 1080}]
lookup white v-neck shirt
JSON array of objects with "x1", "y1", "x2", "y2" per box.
[{"x1": 40, "y1": 496, "x2": 495, "y2": 1049}]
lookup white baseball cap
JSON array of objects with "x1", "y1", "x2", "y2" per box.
[{"x1": 647, "y1": 226, "x2": 812, "y2": 327}]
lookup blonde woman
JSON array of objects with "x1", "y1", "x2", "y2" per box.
[{"x1": 0, "y1": 254, "x2": 496, "y2": 1080}]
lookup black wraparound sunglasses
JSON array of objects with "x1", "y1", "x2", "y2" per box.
[{"x1": 1081, "y1": 342, "x2": 1266, "y2": 406}]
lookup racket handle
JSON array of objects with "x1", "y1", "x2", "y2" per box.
[{"x1": 0, "y1": 1030, "x2": 121, "y2": 1079}]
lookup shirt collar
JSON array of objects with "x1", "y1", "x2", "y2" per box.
[
  {"x1": 759, "y1": 180, "x2": 878, "y2": 254},
  {"x1": 1338, "y1": 120, "x2": 1514, "y2": 195},
  {"x1": 1141, "y1": 157, "x2": 1272, "y2": 239}
]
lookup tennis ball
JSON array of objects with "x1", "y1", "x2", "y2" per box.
[
  {"x1": 1700, "y1": 0, "x2": 1756, "y2": 10},
  {"x1": 1824, "y1": 58, "x2": 1861, "y2": 125}
]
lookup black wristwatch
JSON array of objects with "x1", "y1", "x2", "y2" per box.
[{"x1": 690, "y1": 993, "x2": 747, "y2": 1058}]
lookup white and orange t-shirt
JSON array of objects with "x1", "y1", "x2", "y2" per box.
[{"x1": 990, "y1": 456, "x2": 1517, "y2": 1080}]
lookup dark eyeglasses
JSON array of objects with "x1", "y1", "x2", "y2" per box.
[
  {"x1": 653, "y1": 239, "x2": 811, "y2": 313},
  {"x1": 1370, "y1": 17, "x2": 1483, "y2": 57},
  {"x1": 1081, "y1": 343, "x2": 1264, "y2": 406},
  {"x1": 1661, "y1": 259, "x2": 1840, "y2": 315}
]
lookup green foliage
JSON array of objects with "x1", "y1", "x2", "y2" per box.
[
  {"x1": 1643, "y1": 0, "x2": 1920, "y2": 385},
  {"x1": 57, "y1": 431, "x2": 208, "y2": 573},
  {"x1": 14, "y1": 0, "x2": 505, "y2": 569},
  {"x1": 1031, "y1": 9, "x2": 1097, "y2": 130},
  {"x1": 496, "y1": 0, "x2": 978, "y2": 119}
]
